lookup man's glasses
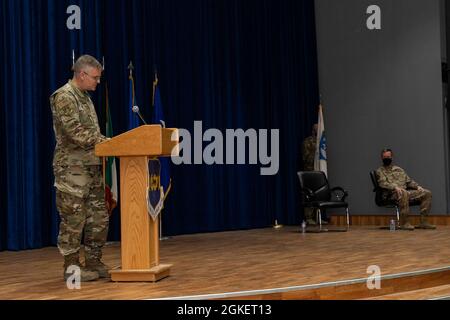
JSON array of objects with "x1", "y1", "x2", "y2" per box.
[{"x1": 82, "y1": 71, "x2": 101, "y2": 82}]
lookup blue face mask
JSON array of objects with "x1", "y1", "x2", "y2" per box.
[{"x1": 383, "y1": 158, "x2": 392, "y2": 166}]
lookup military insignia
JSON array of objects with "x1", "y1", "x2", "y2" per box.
[
  {"x1": 146, "y1": 158, "x2": 165, "y2": 221},
  {"x1": 319, "y1": 132, "x2": 327, "y2": 161}
]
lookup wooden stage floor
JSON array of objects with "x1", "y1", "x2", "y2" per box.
[{"x1": 1, "y1": 226, "x2": 450, "y2": 300}]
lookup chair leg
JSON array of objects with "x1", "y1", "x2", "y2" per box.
[
  {"x1": 318, "y1": 209, "x2": 322, "y2": 230},
  {"x1": 346, "y1": 207, "x2": 350, "y2": 229},
  {"x1": 395, "y1": 206, "x2": 400, "y2": 227}
]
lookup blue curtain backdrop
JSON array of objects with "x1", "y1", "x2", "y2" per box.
[{"x1": 0, "y1": 0, "x2": 319, "y2": 251}]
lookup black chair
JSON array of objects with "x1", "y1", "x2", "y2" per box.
[
  {"x1": 369, "y1": 170, "x2": 420, "y2": 227},
  {"x1": 297, "y1": 171, "x2": 350, "y2": 231}
]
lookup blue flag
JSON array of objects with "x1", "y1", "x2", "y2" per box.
[
  {"x1": 153, "y1": 74, "x2": 171, "y2": 193},
  {"x1": 128, "y1": 68, "x2": 139, "y2": 129}
]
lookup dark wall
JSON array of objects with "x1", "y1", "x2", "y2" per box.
[{"x1": 315, "y1": 0, "x2": 448, "y2": 214}]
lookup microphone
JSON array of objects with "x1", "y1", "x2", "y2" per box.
[{"x1": 132, "y1": 105, "x2": 147, "y2": 125}]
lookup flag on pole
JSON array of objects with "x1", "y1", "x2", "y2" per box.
[
  {"x1": 103, "y1": 80, "x2": 118, "y2": 215},
  {"x1": 128, "y1": 61, "x2": 139, "y2": 129},
  {"x1": 314, "y1": 104, "x2": 327, "y2": 176},
  {"x1": 152, "y1": 72, "x2": 171, "y2": 195}
]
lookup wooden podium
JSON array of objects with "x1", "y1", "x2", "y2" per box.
[{"x1": 95, "y1": 125, "x2": 179, "y2": 282}]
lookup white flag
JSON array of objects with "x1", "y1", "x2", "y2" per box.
[{"x1": 314, "y1": 105, "x2": 327, "y2": 176}]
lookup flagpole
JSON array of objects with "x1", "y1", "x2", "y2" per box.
[
  {"x1": 152, "y1": 70, "x2": 171, "y2": 241},
  {"x1": 128, "y1": 61, "x2": 136, "y2": 107},
  {"x1": 102, "y1": 157, "x2": 106, "y2": 193},
  {"x1": 159, "y1": 167, "x2": 170, "y2": 241},
  {"x1": 128, "y1": 61, "x2": 134, "y2": 100},
  {"x1": 159, "y1": 215, "x2": 169, "y2": 241},
  {"x1": 102, "y1": 55, "x2": 106, "y2": 203},
  {"x1": 152, "y1": 67, "x2": 158, "y2": 107},
  {"x1": 159, "y1": 195, "x2": 170, "y2": 241}
]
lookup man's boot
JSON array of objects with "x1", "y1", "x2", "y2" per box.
[
  {"x1": 63, "y1": 253, "x2": 99, "y2": 281},
  {"x1": 85, "y1": 257, "x2": 111, "y2": 279},
  {"x1": 417, "y1": 214, "x2": 436, "y2": 230},
  {"x1": 305, "y1": 208, "x2": 316, "y2": 226},
  {"x1": 399, "y1": 216, "x2": 415, "y2": 231}
]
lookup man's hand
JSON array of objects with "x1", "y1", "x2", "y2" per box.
[
  {"x1": 395, "y1": 187, "x2": 405, "y2": 198},
  {"x1": 105, "y1": 187, "x2": 117, "y2": 216},
  {"x1": 106, "y1": 198, "x2": 117, "y2": 216},
  {"x1": 417, "y1": 186, "x2": 425, "y2": 192}
]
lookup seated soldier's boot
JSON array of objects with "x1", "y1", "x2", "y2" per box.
[
  {"x1": 399, "y1": 217, "x2": 415, "y2": 231},
  {"x1": 306, "y1": 219, "x2": 317, "y2": 226},
  {"x1": 63, "y1": 253, "x2": 99, "y2": 282},
  {"x1": 85, "y1": 258, "x2": 111, "y2": 278},
  {"x1": 418, "y1": 215, "x2": 436, "y2": 230}
]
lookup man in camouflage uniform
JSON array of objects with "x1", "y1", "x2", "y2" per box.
[
  {"x1": 302, "y1": 124, "x2": 317, "y2": 172},
  {"x1": 50, "y1": 55, "x2": 110, "y2": 281},
  {"x1": 376, "y1": 148, "x2": 435, "y2": 230},
  {"x1": 302, "y1": 124, "x2": 327, "y2": 225}
]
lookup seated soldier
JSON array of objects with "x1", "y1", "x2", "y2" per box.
[{"x1": 376, "y1": 148, "x2": 435, "y2": 230}]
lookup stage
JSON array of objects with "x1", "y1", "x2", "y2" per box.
[{"x1": 1, "y1": 224, "x2": 450, "y2": 300}]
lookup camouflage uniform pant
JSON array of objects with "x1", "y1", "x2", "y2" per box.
[
  {"x1": 304, "y1": 208, "x2": 328, "y2": 222},
  {"x1": 54, "y1": 165, "x2": 109, "y2": 260},
  {"x1": 304, "y1": 208, "x2": 316, "y2": 221},
  {"x1": 391, "y1": 188, "x2": 432, "y2": 218}
]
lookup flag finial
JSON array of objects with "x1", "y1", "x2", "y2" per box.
[
  {"x1": 152, "y1": 67, "x2": 159, "y2": 106},
  {"x1": 128, "y1": 61, "x2": 134, "y2": 76}
]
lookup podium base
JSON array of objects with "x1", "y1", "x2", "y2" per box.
[{"x1": 110, "y1": 264, "x2": 172, "y2": 282}]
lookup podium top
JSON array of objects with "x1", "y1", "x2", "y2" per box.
[{"x1": 95, "y1": 125, "x2": 179, "y2": 157}]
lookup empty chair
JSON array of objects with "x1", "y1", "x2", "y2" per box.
[{"x1": 298, "y1": 171, "x2": 350, "y2": 231}]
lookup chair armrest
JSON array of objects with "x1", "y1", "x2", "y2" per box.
[
  {"x1": 331, "y1": 187, "x2": 349, "y2": 202},
  {"x1": 301, "y1": 187, "x2": 316, "y2": 201}
]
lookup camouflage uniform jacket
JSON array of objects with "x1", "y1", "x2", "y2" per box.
[
  {"x1": 50, "y1": 80, "x2": 106, "y2": 169},
  {"x1": 376, "y1": 165, "x2": 419, "y2": 192},
  {"x1": 302, "y1": 135, "x2": 316, "y2": 171}
]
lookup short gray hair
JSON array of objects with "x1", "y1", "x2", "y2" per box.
[{"x1": 72, "y1": 55, "x2": 103, "y2": 73}]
